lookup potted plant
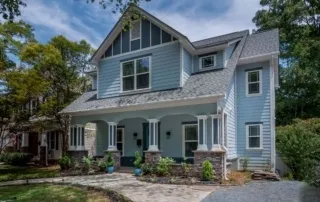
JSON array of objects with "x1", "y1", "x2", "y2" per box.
[
  {"x1": 97, "y1": 158, "x2": 108, "y2": 172},
  {"x1": 106, "y1": 152, "x2": 115, "y2": 174},
  {"x1": 133, "y1": 151, "x2": 142, "y2": 176}
]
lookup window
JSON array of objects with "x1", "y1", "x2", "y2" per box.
[
  {"x1": 47, "y1": 131, "x2": 59, "y2": 150},
  {"x1": 246, "y1": 69, "x2": 262, "y2": 96},
  {"x1": 116, "y1": 128, "x2": 124, "y2": 156},
  {"x1": 130, "y1": 20, "x2": 141, "y2": 41},
  {"x1": 183, "y1": 124, "x2": 198, "y2": 158},
  {"x1": 121, "y1": 56, "x2": 151, "y2": 92},
  {"x1": 70, "y1": 125, "x2": 85, "y2": 149},
  {"x1": 246, "y1": 124, "x2": 263, "y2": 149},
  {"x1": 200, "y1": 55, "x2": 216, "y2": 69}
]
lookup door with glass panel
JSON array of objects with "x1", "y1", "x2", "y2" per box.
[{"x1": 183, "y1": 124, "x2": 198, "y2": 159}]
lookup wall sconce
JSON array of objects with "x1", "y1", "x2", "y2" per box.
[
  {"x1": 133, "y1": 132, "x2": 138, "y2": 138},
  {"x1": 166, "y1": 131, "x2": 171, "y2": 138}
]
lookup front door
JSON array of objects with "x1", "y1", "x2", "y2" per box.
[
  {"x1": 142, "y1": 122, "x2": 161, "y2": 157},
  {"x1": 29, "y1": 132, "x2": 39, "y2": 156}
]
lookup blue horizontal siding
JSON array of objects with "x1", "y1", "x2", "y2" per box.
[
  {"x1": 236, "y1": 61, "x2": 271, "y2": 170},
  {"x1": 182, "y1": 48, "x2": 192, "y2": 86}
]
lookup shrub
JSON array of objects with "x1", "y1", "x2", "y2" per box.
[
  {"x1": 1, "y1": 152, "x2": 32, "y2": 166},
  {"x1": 141, "y1": 163, "x2": 155, "y2": 175},
  {"x1": 82, "y1": 156, "x2": 92, "y2": 172},
  {"x1": 241, "y1": 157, "x2": 249, "y2": 172},
  {"x1": 59, "y1": 155, "x2": 72, "y2": 170},
  {"x1": 277, "y1": 118, "x2": 320, "y2": 186},
  {"x1": 133, "y1": 151, "x2": 142, "y2": 169},
  {"x1": 106, "y1": 152, "x2": 114, "y2": 167},
  {"x1": 201, "y1": 160, "x2": 214, "y2": 181},
  {"x1": 156, "y1": 157, "x2": 175, "y2": 176},
  {"x1": 181, "y1": 162, "x2": 192, "y2": 177},
  {"x1": 97, "y1": 158, "x2": 108, "y2": 171}
]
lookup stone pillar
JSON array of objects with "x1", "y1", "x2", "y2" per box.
[
  {"x1": 196, "y1": 115, "x2": 208, "y2": 151},
  {"x1": 193, "y1": 150, "x2": 225, "y2": 180},
  {"x1": 104, "y1": 150, "x2": 121, "y2": 170},
  {"x1": 144, "y1": 151, "x2": 162, "y2": 164},
  {"x1": 21, "y1": 132, "x2": 29, "y2": 153},
  {"x1": 40, "y1": 132, "x2": 48, "y2": 166},
  {"x1": 107, "y1": 122, "x2": 117, "y2": 151},
  {"x1": 147, "y1": 119, "x2": 159, "y2": 151}
]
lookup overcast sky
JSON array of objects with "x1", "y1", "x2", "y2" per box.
[{"x1": 19, "y1": 0, "x2": 261, "y2": 48}]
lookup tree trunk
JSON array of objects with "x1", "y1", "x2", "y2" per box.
[{"x1": 60, "y1": 115, "x2": 70, "y2": 155}]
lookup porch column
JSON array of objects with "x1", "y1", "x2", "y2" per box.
[
  {"x1": 196, "y1": 115, "x2": 208, "y2": 151},
  {"x1": 21, "y1": 132, "x2": 29, "y2": 152},
  {"x1": 40, "y1": 131, "x2": 48, "y2": 166},
  {"x1": 107, "y1": 122, "x2": 117, "y2": 151},
  {"x1": 210, "y1": 114, "x2": 223, "y2": 151},
  {"x1": 147, "y1": 119, "x2": 159, "y2": 151}
]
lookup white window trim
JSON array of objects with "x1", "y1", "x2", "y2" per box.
[
  {"x1": 246, "y1": 69, "x2": 263, "y2": 97},
  {"x1": 199, "y1": 54, "x2": 217, "y2": 70},
  {"x1": 69, "y1": 125, "x2": 85, "y2": 151},
  {"x1": 130, "y1": 19, "x2": 141, "y2": 42},
  {"x1": 120, "y1": 56, "x2": 151, "y2": 93},
  {"x1": 246, "y1": 124, "x2": 263, "y2": 150},
  {"x1": 182, "y1": 124, "x2": 198, "y2": 158},
  {"x1": 116, "y1": 127, "x2": 125, "y2": 156}
]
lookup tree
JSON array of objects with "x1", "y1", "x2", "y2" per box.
[
  {"x1": 20, "y1": 36, "x2": 93, "y2": 153},
  {"x1": 0, "y1": 0, "x2": 26, "y2": 20},
  {"x1": 253, "y1": 0, "x2": 320, "y2": 125}
]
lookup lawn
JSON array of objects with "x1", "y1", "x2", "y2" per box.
[
  {"x1": 0, "y1": 165, "x2": 60, "y2": 182},
  {"x1": 0, "y1": 184, "x2": 110, "y2": 202}
]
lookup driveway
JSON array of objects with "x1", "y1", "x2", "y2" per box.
[
  {"x1": 202, "y1": 181, "x2": 320, "y2": 202},
  {"x1": 0, "y1": 173, "x2": 214, "y2": 202}
]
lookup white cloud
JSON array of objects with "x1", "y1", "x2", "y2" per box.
[
  {"x1": 144, "y1": 0, "x2": 260, "y2": 41},
  {"x1": 20, "y1": 0, "x2": 103, "y2": 48}
]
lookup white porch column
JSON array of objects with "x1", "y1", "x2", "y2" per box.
[
  {"x1": 147, "y1": 119, "x2": 159, "y2": 151},
  {"x1": 196, "y1": 115, "x2": 208, "y2": 151},
  {"x1": 210, "y1": 114, "x2": 223, "y2": 151},
  {"x1": 21, "y1": 132, "x2": 29, "y2": 147},
  {"x1": 107, "y1": 122, "x2": 117, "y2": 151},
  {"x1": 40, "y1": 131, "x2": 47, "y2": 147}
]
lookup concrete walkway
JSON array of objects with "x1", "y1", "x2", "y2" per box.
[{"x1": 0, "y1": 173, "x2": 215, "y2": 202}]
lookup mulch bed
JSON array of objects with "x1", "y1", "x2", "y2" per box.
[{"x1": 138, "y1": 176, "x2": 220, "y2": 185}]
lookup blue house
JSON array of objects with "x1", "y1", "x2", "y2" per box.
[{"x1": 61, "y1": 5, "x2": 279, "y2": 179}]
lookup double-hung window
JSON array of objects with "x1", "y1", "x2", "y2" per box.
[
  {"x1": 121, "y1": 56, "x2": 151, "y2": 92},
  {"x1": 246, "y1": 124, "x2": 263, "y2": 149},
  {"x1": 183, "y1": 124, "x2": 198, "y2": 158},
  {"x1": 47, "y1": 131, "x2": 59, "y2": 150},
  {"x1": 246, "y1": 69, "x2": 262, "y2": 96},
  {"x1": 199, "y1": 54, "x2": 216, "y2": 70}
]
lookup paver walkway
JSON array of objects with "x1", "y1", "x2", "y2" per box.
[{"x1": 0, "y1": 173, "x2": 215, "y2": 202}]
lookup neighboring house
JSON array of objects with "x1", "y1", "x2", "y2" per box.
[{"x1": 61, "y1": 5, "x2": 279, "y2": 178}]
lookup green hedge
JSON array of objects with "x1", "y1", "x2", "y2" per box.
[{"x1": 0, "y1": 152, "x2": 33, "y2": 166}]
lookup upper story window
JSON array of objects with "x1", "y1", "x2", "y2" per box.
[
  {"x1": 130, "y1": 20, "x2": 141, "y2": 41},
  {"x1": 200, "y1": 54, "x2": 216, "y2": 70},
  {"x1": 246, "y1": 69, "x2": 262, "y2": 96},
  {"x1": 121, "y1": 56, "x2": 151, "y2": 92},
  {"x1": 246, "y1": 124, "x2": 263, "y2": 149}
]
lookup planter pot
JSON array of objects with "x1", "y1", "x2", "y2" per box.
[
  {"x1": 107, "y1": 166, "x2": 114, "y2": 174},
  {"x1": 134, "y1": 168, "x2": 142, "y2": 176}
]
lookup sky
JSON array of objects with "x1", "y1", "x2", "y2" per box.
[{"x1": 19, "y1": 0, "x2": 261, "y2": 49}]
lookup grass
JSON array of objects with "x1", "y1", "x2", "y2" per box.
[
  {"x1": 223, "y1": 171, "x2": 252, "y2": 185},
  {"x1": 0, "y1": 184, "x2": 110, "y2": 202},
  {"x1": 0, "y1": 164, "x2": 60, "y2": 182}
]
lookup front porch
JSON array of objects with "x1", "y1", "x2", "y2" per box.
[{"x1": 69, "y1": 102, "x2": 228, "y2": 179}]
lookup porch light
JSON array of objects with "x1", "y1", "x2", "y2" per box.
[
  {"x1": 166, "y1": 131, "x2": 171, "y2": 138},
  {"x1": 133, "y1": 132, "x2": 138, "y2": 137}
]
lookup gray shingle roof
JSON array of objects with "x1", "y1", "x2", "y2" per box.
[
  {"x1": 192, "y1": 30, "x2": 248, "y2": 48},
  {"x1": 61, "y1": 31, "x2": 249, "y2": 114},
  {"x1": 240, "y1": 29, "x2": 279, "y2": 58}
]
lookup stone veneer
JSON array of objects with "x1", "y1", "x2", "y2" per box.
[
  {"x1": 193, "y1": 150, "x2": 225, "y2": 180},
  {"x1": 39, "y1": 146, "x2": 48, "y2": 166},
  {"x1": 105, "y1": 150, "x2": 121, "y2": 170},
  {"x1": 67, "y1": 150, "x2": 88, "y2": 162},
  {"x1": 144, "y1": 151, "x2": 162, "y2": 164}
]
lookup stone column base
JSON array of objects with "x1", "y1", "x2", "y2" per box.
[
  {"x1": 144, "y1": 150, "x2": 162, "y2": 164},
  {"x1": 67, "y1": 150, "x2": 88, "y2": 162},
  {"x1": 40, "y1": 146, "x2": 48, "y2": 166},
  {"x1": 104, "y1": 150, "x2": 121, "y2": 170},
  {"x1": 193, "y1": 150, "x2": 225, "y2": 180}
]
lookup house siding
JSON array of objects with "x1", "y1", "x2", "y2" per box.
[
  {"x1": 193, "y1": 50, "x2": 225, "y2": 72},
  {"x1": 225, "y1": 73, "x2": 237, "y2": 159},
  {"x1": 98, "y1": 42, "x2": 180, "y2": 98},
  {"x1": 181, "y1": 48, "x2": 192, "y2": 86},
  {"x1": 236, "y1": 61, "x2": 271, "y2": 170}
]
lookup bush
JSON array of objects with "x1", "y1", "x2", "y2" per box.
[
  {"x1": 0, "y1": 152, "x2": 32, "y2": 166},
  {"x1": 201, "y1": 160, "x2": 214, "y2": 181},
  {"x1": 59, "y1": 155, "x2": 72, "y2": 170},
  {"x1": 141, "y1": 163, "x2": 155, "y2": 175},
  {"x1": 241, "y1": 156, "x2": 249, "y2": 172},
  {"x1": 106, "y1": 152, "x2": 114, "y2": 167},
  {"x1": 277, "y1": 118, "x2": 320, "y2": 186},
  {"x1": 97, "y1": 158, "x2": 108, "y2": 171},
  {"x1": 133, "y1": 151, "x2": 142, "y2": 169},
  {"x1": 82, "y1": 156, "x2": 92, "y2": 172},
  {"x1": 181, "y1": 162, "x2": 192, "y2": 178},
  {"x1": 156, "y1": 157, "x2": 175, "y2": 176}
]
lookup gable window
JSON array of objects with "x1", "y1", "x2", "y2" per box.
[
  {"x1": 130, "y1": 20, "x2": 141, "y2": 41},
  {"x1": 182, "y1": 124, "x2": 198, "y2": 158},
  {"x1": 246, "y1": 124, "x2": 263, "y2": 149},
  {"x1": 116, "y1": 128, "x2": 124, "y2": 156},
  {"x1": 121, "y1": 56, "x2": 151, "y2": 92},
  {"x1": 200, "y1": 55, "x2": 216, "y2": 69},
  {"x1": 246, "y1": 69, "x2": 262, "y2": 96}
]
